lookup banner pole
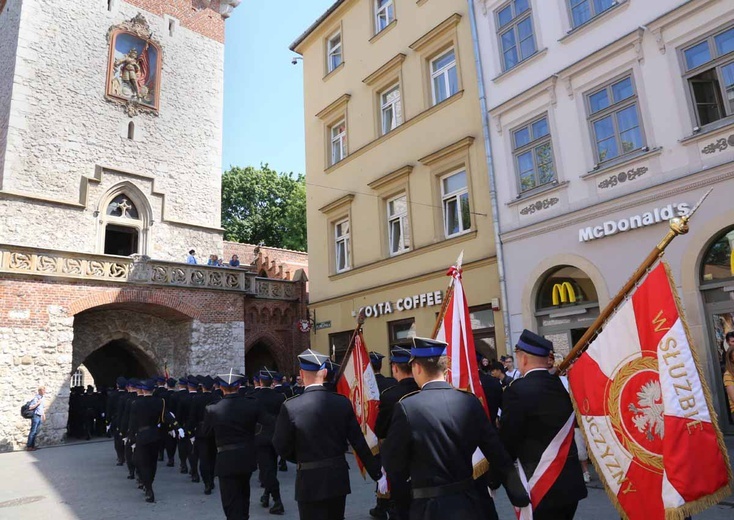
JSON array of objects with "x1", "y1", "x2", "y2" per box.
[
  {"x1": 431, "y1": 251, "x2": 464, "y2": 339},
  {"x1": 556, "y1": 189, "x2": 712, "y2": 374},
  {"x1": 333, "y1": 309, "x2": 365, "y2": 383}
]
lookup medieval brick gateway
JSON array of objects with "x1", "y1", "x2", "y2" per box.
[{"x1": 0, "y1": 247, "x2": 308, "y2": 452}]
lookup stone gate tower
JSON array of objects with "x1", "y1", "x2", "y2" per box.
[{"x1": 0, "y1": 0, "x2": 308, "y2": 451}]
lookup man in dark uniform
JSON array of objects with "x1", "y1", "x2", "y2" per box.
[
  {"x1": 129, "y1": 378, "x2": 176, "y2": 503},
  {"x1": 170, "y1": 377, "x2": 189, "y2": 472},
  {"x1": 120, "y1": 378, "x2": 139, "y2": 480},
  {"x1": 152, "y1": 376, "x2": 168, "y2": 462},
  {"x1": 200, "y1": 370, "x2": 269, "y2": 520},
  {"x1": 272, "y1": 372, "x2": 291, "y2": 472},
  {"x1": 370, "y1": 351, "x2": 397, "y2": 393},
  {"x1": 323, "y1": 359, "x2": 340, "y2": 393},
  {"x1": 373, "y1": 346, "x2": 419, "y2": 520},
  {"x1": 500, "y1": 330, "x2": 587, "y2": 519},
  {"x1": 175, "y1": 375, "x2": 198, "y2": 475},
  {"x1": 163, "y1": 378, "x2": 178, "y2": 467},
  {"x1": 254, "y1": 367, "x2": 286, "y2": 514},
  {"x1": 273, "y1": 349, "x2": 384, "y2": 520},
  {"x1": 382, "y1": 338, "x2": 529, "y2": 520},
  {"x1": 106, "y1": 377, "x2": 127, "y2": 466},
  {"x1": 188, "y1": 375, "x2": 220, "y2": 494}
]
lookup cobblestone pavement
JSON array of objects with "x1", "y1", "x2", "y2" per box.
[{"x1": 0, "y1": 439, "x2": 732, "y2": 519}]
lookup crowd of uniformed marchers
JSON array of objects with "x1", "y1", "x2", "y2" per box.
[{"x1": 105, "y1": 329, "x2": 589, "y2": 520}]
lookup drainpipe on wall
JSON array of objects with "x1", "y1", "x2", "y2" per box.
[{"x1": 467, "y1": 0, "x2": 512, "y2": 353}]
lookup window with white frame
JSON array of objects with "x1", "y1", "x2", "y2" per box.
[
  {"x1": 567, "y1": 0, "x2": 615, "y2": 29},
  {"x1": 334, "y1": 219, "x2": 351, "y2": 272},
  {"x1": 375, "y1": 0, "x2": 395, "y2": 33},
  {"x1": 496, "y1": 0, "x2": 537, "y2": 72},
  {"x1": 586, "y1": 75, "x2": 644, "y2": 164},
  {"x1": 387, "y1": 194, "x2": 410, "y2": 255},
  {"x1": 71, "y1": 368, "x2": 84, "y2": 388},
  {"x1": 512, "y1": 115, "x2": 556, "y2": 193},
  {"x1": 681, "y1": 26, "x2": 734, "y2": 128},
  {"x1": 327, "y1": 31, "x2": 342, "y2": 73},
  {"x1": 441, "y1": 170, "x2": 471, "y2": 238},
  {"x1": 380, "y1": 84, "x2": 402, "y2": 134},
  {"x1": 431, "y1": 49, "x2": 458, "y2": 105},
  {"x1": 330, "y1": 119, "x2": 347, "y2": 165}
]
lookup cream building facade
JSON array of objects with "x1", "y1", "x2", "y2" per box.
[
  {"x1": 291, "y1": 0, "x2": 506, "y2": 361},
  {"x1": 473, "y1": 0, "x2": 734, "y2": 433}
]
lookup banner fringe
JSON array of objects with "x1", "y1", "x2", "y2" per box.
[
  {"x1": 473, "y1": 458, "x2": 489, "y2": 479},
  {"x1": 664, "y1": 484, "x2": 732, "y2": 520}
]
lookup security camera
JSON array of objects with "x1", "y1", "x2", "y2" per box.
[{"x1": 291, "y1": 58, "x2": 298, "y2": 65}]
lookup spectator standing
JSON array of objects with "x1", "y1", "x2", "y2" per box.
[
  {"x1": 229, "y1": 254, "x2": 240, "y2": 267},
  {"x1": 208, "y1": 255, "x2": 222, "y2": 266},
  {"x1": 186, "y1": 249, "x2": 197, "y2": 264},
  {"x1": 503, "y1": 355, "x2": 521, "y2": 380},
  {"x1": 490, "y1": 361, "x2": 514, "y2": 388},
  {"x1": 26, "y1": 386, "x2": 46, "y2": 451}
]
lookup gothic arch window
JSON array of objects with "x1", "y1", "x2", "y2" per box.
[
  {"x1": 534, "y1": 265, "x2": 600, "y2": 358},
  {"x1": 97, "y1": 184, "x2": 151, "y2": 256}
]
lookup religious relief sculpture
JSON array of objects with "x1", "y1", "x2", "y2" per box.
[{"x1": 106, "y1": 15, "x2": 162, "y2": 116}]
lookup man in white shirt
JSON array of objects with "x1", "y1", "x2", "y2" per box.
[
  {"x1": 26, "y1": 386, "x2": 46, "y2": 451},
  {"x1": 503, "y1": 355, "x2": 521, "y2": 380}
]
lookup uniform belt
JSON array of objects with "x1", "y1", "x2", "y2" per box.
[
  {"x1": 138, "y1": 426, "x2": 152, "y2": 432},
  {"x1": 411, "y1": 479, "x2": 473, "y2": 499},
  {"x1": 217, "y1": 443, "x2": 248, "y2": 453},
  {"x1": 297, "y1": 456, "x2": 344, "y2": 471}
]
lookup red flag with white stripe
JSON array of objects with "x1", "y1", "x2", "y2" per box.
[
  {"x1": 435, "y1": 265, "x2": 490, "y2": 475},
  {"x1": 336, "y1": 330, "x2": 381, "y2": 476},
  {"x1": 568, "y1": 263, "x2": 732, "y2": 519}
]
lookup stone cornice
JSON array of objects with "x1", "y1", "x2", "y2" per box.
[
  {"x1": 363, "y1": 53, "x2": 406, "y2": 86},
  {"x1": 500, "y1": 161, "x2": 734, "y2": 243},
  {"x1": 409, "y1": 13, "x2": 462, "y2": 52},
  {"x1": 318, "y1": 193, "x2": 355, "y2": 214},
  {"x1": 315, "y1": 94, "x2": 351, "y2": 120},
  {"x1": 368, "y1": 165, "x2": 414, "y2": 191},
  {"x1": 419, "y1": 136, "x2": 475, "y2": 166}
]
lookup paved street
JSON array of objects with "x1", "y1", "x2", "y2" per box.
[{"x1": 0, "y1": 439, "x2": 732, "y2": 520}]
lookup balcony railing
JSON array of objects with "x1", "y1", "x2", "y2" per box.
[{"x1": 0, "y1": 245, "x2": 300, "y2": 301}]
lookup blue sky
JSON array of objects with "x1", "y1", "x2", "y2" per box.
[{"x1": 221, "y1": 0, "x2": 335, "y2": 176}]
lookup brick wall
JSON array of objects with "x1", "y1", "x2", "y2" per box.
[
  {"x1": 122, "y1": 0, "x2": 226, "y2": 43},
  {"x1": 224, "y1": 241, "x2": 309, "y2": 281}
]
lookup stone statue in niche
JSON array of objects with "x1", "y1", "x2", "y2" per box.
[{"x1": 106, "y1": 15, "x2": 162, "y2": 116}]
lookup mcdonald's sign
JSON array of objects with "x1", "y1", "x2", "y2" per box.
[{"x1": 552, "y1": 282, "x2": 577, "y2": 306}]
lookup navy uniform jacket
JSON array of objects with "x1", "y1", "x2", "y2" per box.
[
  {"x1": 273, "y1": 384, "x2": 293, "y2": 399},
  {"x1": 272, "y1": 385, "x2": 381, "y2": 502},
  {"x1": 254, "y1": 388, "x2": 285, "y2": 446},
  {"x1": 374, "y1": 373, "x2": 397, "y2": 394},
  {"x1": 382, "y1": 381, "x2": 516, "y2": 520},
  {"x1": 176, "y1": 392, "x2": 197, "y2": 435},
  {"x1": 478, "y1": 372, "x2": 503, "y2": 424},
  {"x1": 500, "y1": 369, "x2": 587, "y2": 510},
  {"x1": 119, "y1": 393, "x2": 137, "y2": 438},
  {"x1": 106, "y1": 390, "x2": 124, "y2": 429},
  {"x1": 187, "y1": 392, "x2": 219, "y2": 438},
  {"x1": 129, "y1": 395, "x2": 167, "y2": 446},
  {"x1": 374, "y1": 377, "x2": 419, "y2": 440},
  {"x1": 200, "y1": 394, "x2": 268, "y2": 477}
]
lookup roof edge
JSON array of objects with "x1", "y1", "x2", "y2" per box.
[{"x1": 289, "y1": 0, "x2": 347, "y2": 53}]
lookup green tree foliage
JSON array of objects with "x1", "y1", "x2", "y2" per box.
[{"x1": 221, "y1": 164, "x2": 307, "y2": 252}]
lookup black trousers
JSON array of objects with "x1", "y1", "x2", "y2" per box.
[
  {"x1": 197, "y1": 437, "x2": 216, "y2": 487},
  {"x1": 189, "y1": 438, "x2": 200, "y2": 478},
  {"x1": 113, "y1": 431, "x2": 125, "y2": 463},
  {"x1": 134, "y1": 442, "x2": 159, "y2": 491},
  {"x1": 218, "y1": 472, "x2": 252, "y2": 520},
  {"x1": 297, "y1": 496, "x2": 347, "y2": 520},
  {"x1": 178, "y1": 436, "x2": 190, "y2": 468},
  {"x1": 125, "y1": 439, "x2": 135, "y2": 476},
  {"x1": 165, "y1": 432, "x2": 177, "y2": 460},
  {"x1": 534, "y1": 501, "x2": 578, "y2": 520},
  {"x1": 257, "y1": 445, "x2": 280, "y2": 497}
]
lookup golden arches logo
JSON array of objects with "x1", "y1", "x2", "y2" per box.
[{"x1": 551, "y1": 282, "x2": 576, "y2": 306}]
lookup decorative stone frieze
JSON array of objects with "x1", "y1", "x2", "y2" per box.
[{"x1": 520, "y1": 197, "x2": 559, "y2": 216}]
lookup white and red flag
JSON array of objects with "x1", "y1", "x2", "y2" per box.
[
  {"x1": 568, "y1": 263, "x2": 732, "y2": 519},
  {"x1": 435, "y1": 264, "x2": 490, "y2": 475},
  {"x1": 336, "y1": 330, "x2": 381, "y2": 475}
]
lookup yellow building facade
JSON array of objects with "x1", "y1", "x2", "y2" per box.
[{"x1": 291, "y1": 0, "x2": 506, "y2": 361}]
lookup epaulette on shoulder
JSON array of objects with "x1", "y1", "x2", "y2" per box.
[
  {"x1": 398, "y1": 390, "x2": 420, "y2": 403},
  {"x1": 284, "y1": 394, "x2": 301, "y2": 403},
  {"x1": 380, "y1": 384, "x2": 398, "y2": 396}
]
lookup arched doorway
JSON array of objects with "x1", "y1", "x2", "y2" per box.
[
  {"x1": 535, "y1": 265, "x2": 600, "y2": 358},
  {"x1": 699, "y1": 226, "x2": 734, "y2": 433},
  {"x1": 78, "y1": 338, "x2": 156, "y2": 389},
  {"x1": 245, "y1": 341, "x2": 278, "y2": 377}
]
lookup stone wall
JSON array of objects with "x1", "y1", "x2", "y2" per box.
[
  {"x1": 224, "y1": 242, "x2": 309, "y2": 280},
  {"x1": 0, "y1": 275, "x2": 246, "y2": 451},
  {"x1": 121, "y1": 0, "x2": 228, "y2": 43},
  {"x1": 0, "y1": 0, "x2": 21, "y2": 187},
  {"x1": 0, "y1": 0, "x2": 225, "y2": 260}
]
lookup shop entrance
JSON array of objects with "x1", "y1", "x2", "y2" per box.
[{"x1": 700, "y1": 227, "x2": 734, "y2": 434}]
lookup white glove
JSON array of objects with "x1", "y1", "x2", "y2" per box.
[
  {"x1": 122, "y1": 437, "x2": 128, "y2": 444},
  {"x1": 101, "y1": 413, "x2": 105, "y2": 418},
  {"x1": 168, "y1": 430, "x2": 176, "y2": 438},
  {"x1": 106, "y1": 424, "x2": 111, "y2": 433},
  {"x1": 177, "y1": 428, "x2": 185, "y2": 438},
  {"x1": 190, "y1": 437, "x2": 195, "y2": 446},
  {"x1": 377, "y1": 468, "x2": 389, "y2": 495},
  {"x1": 131, "y1": 443, "x2": 136, "y2": 452}
]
